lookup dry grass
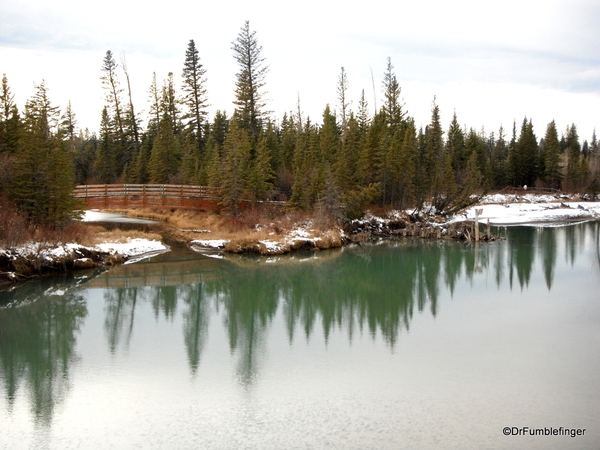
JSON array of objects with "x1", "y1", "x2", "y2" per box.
[
  {"x1": 81, "y1": 228, "x2": 163, "y2": 247},
  {"x1": 103, "y1": 206, "x2": 348, "y2": 255}
]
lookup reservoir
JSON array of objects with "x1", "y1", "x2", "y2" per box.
[{"x1": 1, "y1": 223, "x2": 599, "y2": 449}]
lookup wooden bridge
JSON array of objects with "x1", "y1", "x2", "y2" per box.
[{"x1": 73, "y1": 184, "x2": 224, "y2": 211}]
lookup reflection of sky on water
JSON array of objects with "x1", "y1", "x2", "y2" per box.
[{"x1": 81, "y1": 210, "x2": 158, "y2": 224}]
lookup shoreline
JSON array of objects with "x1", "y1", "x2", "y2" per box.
[{"x1": 2, "y1": 193, "x2": 599, "y2": 287}]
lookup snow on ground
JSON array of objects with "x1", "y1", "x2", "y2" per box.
[
  {"x1": 450, "y1": 194, "x2": 600, "y2": 225},
  {"x1": 1, "y1": 239, "x2": 170, "y2": 265},
  {"x1": 189, "y1": 225, "x2": 337, "y2": 256},
  {"x1": 95, "y1": 238, "x2": 169, "y2": 263},
  {"x1": 190, "y1": 239, "x2": 228, "y2": 249}
]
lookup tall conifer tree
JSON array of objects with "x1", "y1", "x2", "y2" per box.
[
  {"x1": 181, "y1": 39, "x2": 209, "y2": 154},
  {"x1": 11, "y1": 82, "x2": 78, "y2": 226},
  {"x1": 231, "y1": 21, "x2": 268, "y2": 143},
  {"x1": 543, "y1": 120, "x2": 561, "y2": 188}
]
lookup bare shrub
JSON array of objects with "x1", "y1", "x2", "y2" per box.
[{"x1": 0, "y1": 198, "x2": 32, "y2": 247}]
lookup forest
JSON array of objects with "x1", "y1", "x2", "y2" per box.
[{"x1": 0, "y1": 21, "x2": 599, "y2": 229}]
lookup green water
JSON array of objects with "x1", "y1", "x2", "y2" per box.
[{"x1": 1, "y1": 224, "x2": 599, "y2": 449}]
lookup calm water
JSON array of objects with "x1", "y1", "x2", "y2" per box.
[{"x1": 1, "y1": 224, "x2": 599, "y2": 449}]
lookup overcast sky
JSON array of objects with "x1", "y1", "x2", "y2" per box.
[{"x1": 1, "y1": 0, "x2": 599, "y2": 141}]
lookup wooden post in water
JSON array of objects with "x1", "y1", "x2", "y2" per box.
[{"x1": 475, "y1": 208, "x2": 483, "y2": 242}]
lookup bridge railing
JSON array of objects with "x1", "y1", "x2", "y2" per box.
[{"x1": 73, "y1": 184, "x2": 220, "y2": 199}]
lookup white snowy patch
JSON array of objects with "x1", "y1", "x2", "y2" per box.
[
  {"x1": 95, "y1": 238, "x2": 168, "y2": 258},
  {"x1": 449, "y1": 196, "x2": 600, "y2": 225},
  {"x1": 259, "y1": 240, "x2": 283, "y2": 252},
  {"x1": 190, "y1": 239, "x2": 228, "y2": 249}
]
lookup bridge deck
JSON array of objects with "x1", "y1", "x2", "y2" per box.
[{"x1": 74, "y1": 184, "x2": 222, "y2": 211}]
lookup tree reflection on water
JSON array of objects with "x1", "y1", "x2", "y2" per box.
[{"x1": 1, "y1": 222, "x2": 598, "y2": 426}]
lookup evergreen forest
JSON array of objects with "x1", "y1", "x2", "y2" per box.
[{"x1": 1, "y1": 21, "x2": 599, "y2": 228}]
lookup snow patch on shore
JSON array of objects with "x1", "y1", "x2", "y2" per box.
[
  {"x1": 95, "y1": 238, "x2": 169, "y2": 263},
  {"x1": 450, "y1": 194, "x2": 600, "y2": 225},
  {"x1": 1, "y1": 239, "x2": 169, "y2": 264}
]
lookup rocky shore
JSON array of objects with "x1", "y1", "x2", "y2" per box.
[{"x1": 0, "y1": 239, "x2": 168, "y2": 285}]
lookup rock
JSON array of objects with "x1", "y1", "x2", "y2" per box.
[{"x1": 73, "y1": 258, "x2": 96, "y2": 270}]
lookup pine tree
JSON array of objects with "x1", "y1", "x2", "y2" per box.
[
  {"x1": 289, "y1": 119, "x2": 313, "y2": 209},
  {"x1": 148, "y1": 72, "x2": 162, "y2": 129},
  {"x1": 489, "y1": 126, "x2": 509, "y2": 189},
  {"x1": 509, "y1": 119, "x2": 538, "y2": 187},
  {"x1": 247, "y1": 128, "x2": 275, "y2": 201},
  {"x1": 356, "y1": 89, "x2": 370, "y2": 132},
  {"x1": 359, "y1": 110, "x2": 386, "y2": 186},
  {"x1": 161, "y1": 72, "x2": 180, "y2": 134},
  {"x1": 381, "y1": 58, "x2": 405, "y2": 128},
  {"x1": 181, "y1": 39, "x2": 209, "y2": 154},
  {"x1": 149, "y1": 114, "x2": 181, "y2": 184},
  {"x1": 320, "y1": 105, "x2": 340, "y2": 164},
  {"x1": 334, "y1": 113, "x2": 360, "y2": 194},
  {"x1": 96, "y1": 106, "x2": 116, "y2": 183},
  {"x1": 564, "y1": 124, "x2": 584, "y2": 191},
  {"x1": 426, "y1": 100, "x2": 445, "y2": 191},
  {"x1": 231, "y1": 20, "x2": 269, "y2": 142},
  {"x1": 398, "y1": 119, "x2": 418, "y2": 207},
  {"x1": 120, "y1": 53, "x2": 141, "y2": 147},
  {"x1": 464, "y1": 128, "x2": 487, "y2": 183},
  {"x1": 0, "y1": 74, "x2": 20, "y2": 156},
  {"x1": 446, "y1": 112, "x2": 465, "y2": 173},
  {"x1": 101, "y1": 51, "x2": 125, "y2": 138},
  {"x1": 218, "y1": 120, "x2": 251, "y2": 215},
  {"x1": 11, "y1": 82, "x2": 78, "y2": 226},
  {"x1": 337, "y1": 67, "x2": 349, "y2": 132},
  {"x1": 206, "y1": 111, "x2": 229, "y2": 187},
  {"x1": 543, "y1": 120, "x2": 561, "y2": 188}
]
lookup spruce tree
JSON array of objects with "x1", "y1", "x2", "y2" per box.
[
  {"x1": 161, "y1": 73, "x2": 180, "y2": 134},
  {"x1": 543, "y1": 120, "x2": 561, "y2": 188},
  {"x1": 148, "y1": 72, "x2": 162, "y2": 129},
  {"x1": 426, "y1": 100, "x2": 445, "y2": 191},
  {"x1": 218, "y1": 119, "x2": 251, "y2": 215},
  {"x1": 149, "y1": 114, "x2": 181, "y2": 184},
  {"x1": 247, "y1": 128, "x2": 275, "y2": 201},
  {"x1": 489, "y1": 126, "x2": 509, "y2": 189},
  {"x1": 337, "y1": 67, "x2": 350, "y2": 132},
  {"x1": 446, "y1": 112, "x2": 466, "y2": 173},
  {"x1": 11, "y1": 82, "x2": 78, "y2": 226},
  {"x1": 181, "y1": 39, "x2": 208, "y2": 154},
  {"x1": 120, "y1": 53, "x2": 141, "y2": 147},
  {"x1": 0, "y1": 74, "x2": 20, "y2": 157},
  {"x1": 231, "y1": 20, "x2": 269, "y2": 142},
  {"x1": 356, "y1": 89, "x2": 370, "y2": 132},
  {"x1": 101, "y1": 51, "x2": 125, "y2": 138},
  {"x1": 510, "y1": 119, "x2": 538, "y2": 187},
  {"x1": 381, "y1": 58, "x2": 405, "y2": 128},
  {"x1": 96, "y1": 107, "x2": 116, "y2": 184},
  {"x1": 464, "y1": 129, "x2": 488, "y2": 183}
]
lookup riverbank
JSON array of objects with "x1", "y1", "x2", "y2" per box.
[
  {"x1": 2, "y1": 192, "x2": 599, "y2": 285},
  {"x1": 0, "y1": 228, "x2": 169, "y2": 285}
]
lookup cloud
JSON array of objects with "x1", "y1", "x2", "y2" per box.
[{"x1": 0, "y1": 0, "x2": 598, "y2": 139}]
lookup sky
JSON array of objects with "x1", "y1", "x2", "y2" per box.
[{"x1": 1, "y1": 0, "x2": 599, "y2": 141}]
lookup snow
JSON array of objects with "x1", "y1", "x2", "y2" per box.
[
  {"x1": 0, "y1": 238, "x2": 169, "y2": 266},
  {"x1": 190, "y1": 239, "x2": 227, "y2": 249},
  {"x1": 95, "y1": 238, "x2": 169, "y2": 263},
  {"x1": 450, "y1": 194, "x2": 600, "y2": 226}
]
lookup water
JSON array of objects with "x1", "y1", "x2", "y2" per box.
[{"x1": 1, "y1": 224, "x2": 599, "y2": 449}]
